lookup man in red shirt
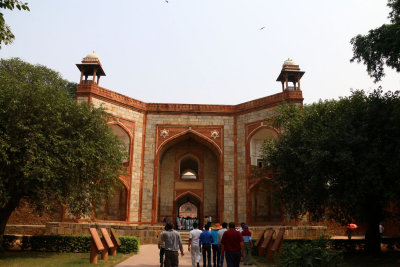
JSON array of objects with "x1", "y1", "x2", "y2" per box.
[{"x1": 220, "y1": 222, "x2": 244, "y2": 267}]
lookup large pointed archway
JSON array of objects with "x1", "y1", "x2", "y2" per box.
[{"x1": 153, "y1": 131, "x2": 223, "y2": 225}]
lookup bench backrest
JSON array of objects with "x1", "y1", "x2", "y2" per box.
[
  {"x1": 100, "y1": 228, "x2": 115, "y2": 248},
  {"x1": 271, "y1": 228, "x2": 285, "y2": 252},
  {"x1": 254, "y1": 229, "x2": 266, "y2": 247},
  {"x1": 110, "y1": 228, "x2": 122, "y2": 246},
  {"x1": 89, "y1": 228, "x2": 104, "y2": 251}
]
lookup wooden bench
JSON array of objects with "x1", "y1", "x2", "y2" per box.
[
  {"x1": 110, "y1": 228, "x2": 121, "y2": 256},
  {"x1": 267, "y1": 228, "x2": 285, "y2": 260},
  {"x1": 259, "y1": 229, "x2": 275, "y2": 257},
  {"x1": 100, "y1": 228, "x2": 115, "y2": 260},
  {"x1": 89, "y1": 228, "x2": 104, "y2": 264}
]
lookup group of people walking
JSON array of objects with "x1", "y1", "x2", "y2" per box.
[
  {"x1": 158, "y1": 221, "x2": 253, "y2": 267},
  {"x1": 176, "y1": 217, "x2": 199, "y2": 230}
]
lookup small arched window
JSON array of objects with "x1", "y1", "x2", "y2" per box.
[{"x1": 180, "y1": 155, "x2": 198, "y2": 180}]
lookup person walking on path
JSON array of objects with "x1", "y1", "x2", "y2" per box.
[
  {"x1": 188, "y1": 222, "x2": 202, "y2": 267},
  {"x1": 161, "y1": 223, "x2": 184, "y2": 267},
  {"x1": 241, "y1": 225, "x2": 253, "y2": 265},
  {"x1": 221, "y1": 222, "x2": 244, "y2": 267},
  {"x1": 211, "y1": 223, "x2": 222, "y2": 267},
  {"x1": 158, "y1": 225, "x2": 167, "y2": 267},
  {"x1": 200, "y1": 224, "x2": 214, "y2": 267},
  {"x1": 217, "y1": 222, "x2": 228, "y2": 267}
]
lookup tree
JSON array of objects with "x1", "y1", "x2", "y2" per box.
[
  {"x1": 0, "y1": 58, "x2": 125, "y2": 250},
  {"x1": 261, "y1": 90, "x2": 400, "y2": 253},
  {"x1": 350, "y1": 0, "x2": 400, "y2": 82},
  {"x1": 0, "y1": 0, "x2": 29, "y2": 49}
]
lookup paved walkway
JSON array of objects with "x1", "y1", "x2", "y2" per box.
[{"x1": 115, "y1": 244, "x2": 253, "y2": 267}]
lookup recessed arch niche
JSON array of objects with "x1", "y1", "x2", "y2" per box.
[
  {"x1": 180, "y1": 155, "x2": 199, "y2": 180},
  {"x1": 249, "y1": 128, "x2": 278, "y2": 167},
  {"x1": 109, "y1": 123, "x2": 131, "y2": 163}
]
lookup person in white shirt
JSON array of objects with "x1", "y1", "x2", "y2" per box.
[{"x1": 188, "y1": 222, "x2": 202, "y2": 267}]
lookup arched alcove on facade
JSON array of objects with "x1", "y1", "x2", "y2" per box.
[
  {"x1": 249, "y1": 128, "x2": 278, "y2": 168},
  {"x1": 250, "y1": 179, "x2": 282, "y2": 223},
  {"x1": 247, "y1": 126, "x2": 282, "y2": 224},
  {"x1": 94, "y1": 181, "x2": 128, "y2": 221},
  {"x1": 109, "y1": 123, "x2": 131, "y2": 163},
  {"x1": 180, "y1": 155, "x2": 199, "y2": 179},
  {"x1": 156, "y1": 132, "x2": 221, "y2": 226},
  {"x1": 93, "y1": 123, "x2": 131, "y2": 221}
]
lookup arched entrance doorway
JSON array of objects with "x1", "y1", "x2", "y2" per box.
[
  {"x1": 155, "y1": 132, "x2": 222, "y2": 226},
  {"x1": 175, "y1": 193, "x2": 201, "y2": 229}
]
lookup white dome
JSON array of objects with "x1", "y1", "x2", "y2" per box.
[
  {"x1": 283, "y1": 58, "x2": 297, "y2": 67},
  {"x1": 85, "y1": 51, "x2": 100, "y2": 60}
]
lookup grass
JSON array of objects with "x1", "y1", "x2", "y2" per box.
[{"x1": 0, "y1": 251, "x2": 135, "y2": 267}]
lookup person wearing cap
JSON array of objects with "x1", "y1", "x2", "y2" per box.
[
  {"x1": 241, "y1": 225, "x2": 253, "y2": 265},
  {"x1": 200, "y1": 224, "x2": 214, "y2": 267},
  {"x1": 211, "y1": 223, "x2": 222, "y2": 267}
]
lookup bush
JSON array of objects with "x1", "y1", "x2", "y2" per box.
[
  {"x1": 3, "y1": 235, "x2": 139, "y2": 254},
  {"x1": 118, "y1": 236, "x2": 140, "y2": 254},
  {"x1": 279, "y1": 236, "x2": 343, "y2": 267}
]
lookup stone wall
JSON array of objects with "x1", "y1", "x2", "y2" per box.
[
  {"x1": 203, "y1": 149, "x2": 217, "y2": 218},
  {"x1": 159, "y1": 149, "x2": 175, "y2": 216},
  {"x1": 5, "y1": 223, "x2": 328, "y2": 244}
]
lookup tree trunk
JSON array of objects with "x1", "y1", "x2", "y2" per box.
[{"x1": 0, "y1": 198, "x2": 21, "y2": 252}]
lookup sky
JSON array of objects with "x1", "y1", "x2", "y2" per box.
[{"x1": 1, "y1": 0, "x2": 399, "y2": 105}]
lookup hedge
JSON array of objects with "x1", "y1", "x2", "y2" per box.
[{"x1": 3, "y1": 235, "x2": 140, "y2": 254}]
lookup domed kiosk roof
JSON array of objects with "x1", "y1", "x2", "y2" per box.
[
  {"x1": 283, "y1": 58, "x2": 297, "y2": 67},
  {"x1": 276, "y1": 58, "x2": 304, "y2": 82},
  {"x1": 76, "y1": 51, "x2": 106, "y2": 77},
  {"x1": 85, "y1": 51, "x2": 100, "y2": 60}
]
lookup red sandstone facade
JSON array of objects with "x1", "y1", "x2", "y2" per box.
[{"x1": 69, "y1": 53, "x2": 305, "y2": 226}]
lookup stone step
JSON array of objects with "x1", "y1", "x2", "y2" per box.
[{"x1": 178, "y1": 231, "x2": 190, "y2": 245}]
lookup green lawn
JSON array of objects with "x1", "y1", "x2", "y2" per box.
[{"x1": 0, "y1": 251, "x2": 135, "y2": 267}]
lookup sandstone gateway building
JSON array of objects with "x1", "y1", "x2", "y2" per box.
[{"x1": 70, "y1": 52, "x2": 305, "y2": 227}]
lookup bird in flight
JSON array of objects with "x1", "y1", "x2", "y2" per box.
[
  {"x1": 165, "y1": 0, "x2": 168, "y2": 2},
  {"x1": 260, "y1": 26, "x2": 266, "y2": 30}
]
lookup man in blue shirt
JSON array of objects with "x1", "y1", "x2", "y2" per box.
[{"x1": 199, "y1": 224, "x2": 213, "y2": 267}]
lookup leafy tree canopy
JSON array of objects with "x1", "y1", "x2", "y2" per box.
[
  {"x1": 350, "y1": 0, "x2": 400, "y2": 82},
  {"x1": 0, "y1": 0, "x2": 29, "y2": 49},
  {"x1": 262, "y1": 90, "x2": 400, "y2": 253},
  {"x1": 0, "y1": 58, "x2": 125, "y2": 249}
]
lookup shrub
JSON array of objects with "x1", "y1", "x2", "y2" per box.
[
  {"x1": 118, "y1": 236, "x2": 140, "y2": 254},
  {"x1": 3, "y1": 235, "x2": 139, "y2": 254},
  {"x1": 279, "y1": 236, "x2": 343, "y2": 267}
]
